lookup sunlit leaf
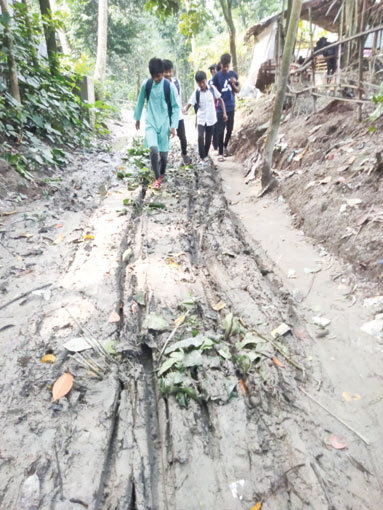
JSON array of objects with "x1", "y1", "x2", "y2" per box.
[
  {"x1": 212, "y1": 300, "x2": 226, "y2": 311},
  {"x1": 174, "y1": 313, "x2": 186, "y2": 326},
  {"x1": 238, "y1": 379, "x2": 247, "y2": 395},
  {"x1": 109, "y1": 311, "x2": 121, "y2": 323},
  {"x1": 272, "y1": 356, "x2": 285, "y2": 368},
  {"x1": 328, "y1": 434, "x2": 347, "y2": 450},
  {"x1": 52, "y1": 373, "x2": 73, "y2": 401},
  {"x1": 41, "y1": 354, "x2": 55, "y2": 364},
  {"x1": 53, "y1": 233, "x2": 63, "y2": 245}
]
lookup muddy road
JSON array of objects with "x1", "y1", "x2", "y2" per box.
[{"x1": 0, "y1": 121, "x2": 382, "y2": 509}]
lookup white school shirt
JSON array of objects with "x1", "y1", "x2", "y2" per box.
[
  {"x1": 171, "y1": 77, "x2": 184, "y2": 122},
  {"x1": 188, "y1": 85, "x2": 221, "y2": 126}
]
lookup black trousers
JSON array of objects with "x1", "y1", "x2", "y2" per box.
[
  {"x1": 177, "y1": 119, "x2": 187, "y2": 156},
  {"x1": 212, "y1": 122, "x2": 218, "y2": 150},
  {"x1": 197, "y1": 124, "x2": 214, "y2": 159},
  {"x1": 150, "y1": 146, "x2": 168, "y2": 180},
  {"x1": 217, "y1": 110, "x2": 235, "y2": 155}
]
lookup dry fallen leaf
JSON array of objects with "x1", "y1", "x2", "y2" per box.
[
  {"x1": 168, "y1": 262, "x2": 180, "y2": 269},
  {"x1": 53, "y1": 233, "x2": 63, "y2": 245},
  {"x1": 212, "y1": 300, "x2": 226, "y2": 311},
  {"x1": 84, "y1": 234, "x2": 95, "y2": 240},
  {"x1": 353, "y1": 393, "x2": 361, "y2": 401},
  {"x1": 55, "y1": 223, "x2": 63, "y2": 228},
  {"x1": 293, "y1": 327, "x2": 308, "y2": 341},
  {"x1": 271, "y1": 323, "x2": 291, "y2": 338},
  {"x1": 342, "y1": 392, "x2": 352, "y2": 402},
  {"x1": 238, "y1": 379, "x2": 247, "y2": 395},
  {"x1": 273, "y1": 356, "x2": 285, "y2": 368},
  {"x1": 174, "y1": 313, "x2": 186, "y2": 327},
  {"x1": 2, "y1": 210, "x2": 17, "y2": 216},
  {"x1": 250, "y1": 503, "x2": 262, "y2": 510},
  {"x1": 328, "y1": 434, "x2": 347, "y2": 450},
  {"x1": 52, "y1": 373, "x2": 73, "y2": 401},
  {"x1": 109, "y1": 311, "x2": 120, "y2": 323},
  {"x1": 41, "y1": 354, "x2": 56, "y2": 364}
]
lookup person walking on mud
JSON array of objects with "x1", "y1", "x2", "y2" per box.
[
  {"x1": 134, "y1": 58, "x2": 180, "y2": 189},
  {"x1": 182, "y1": 71, "x2": 227, "y2": 162},
  {"x1": 208, "y1": 64, "x2": 219, "y2": 152},
  {"x1": 212, "y1": 53, "x2": 239, "y2": 162}
]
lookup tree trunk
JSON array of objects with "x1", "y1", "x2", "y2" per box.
[
  {"x1": 260, "y1": 0, "x2": 302, "y2": 191},
  {"x1": 20, "y1": 0, "x2": 39, "y2": 67},
  {"x1": 94, "y1": 0, "x2": 108, "y2": 94},
  {"x1": 0, "y1": 0, "x2": 21, "y2": 103},
  {"x1": 50, "y1": 0, "x2": 71, "y2": 55},
  {"x1": 38, "y1": 0, "x2": 58, "y2": 74},
  {"x1": 219, "y1": 0, "x2": 238, "y2": 72}
]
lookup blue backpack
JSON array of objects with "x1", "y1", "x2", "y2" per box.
[{"x1": 145, "y1": 78, "x2": 172, "y2": 121}]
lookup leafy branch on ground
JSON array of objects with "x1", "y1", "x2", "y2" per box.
[{"x1": 157, "y1": 306, "x2": 291, "y2": 408}]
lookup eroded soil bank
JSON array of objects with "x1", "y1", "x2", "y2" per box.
[
  {"x1": 231, "y1": 96, "x2": 383, "y2": 287},
  {"x1": 0, "y1": 120, "x2": 382, "y2": 509}
]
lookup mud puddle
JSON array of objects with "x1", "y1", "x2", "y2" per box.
[{"x1": 0, "y1": 127, "x2": 381, "y2": 509}]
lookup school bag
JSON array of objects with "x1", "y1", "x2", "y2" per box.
[
  {"x1": 173, "y1": 78, "x2": 181, "y2": 96},
  {"x1": 145, "y1": 78, "x2": 172, "y2": 121},
  {"x1": 194, "y1": 86, "x2": 215, "y2": 114}
]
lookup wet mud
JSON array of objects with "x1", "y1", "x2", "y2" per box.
[{"x1": 0, "y1": 133, "x2": 382, "y2": 509}]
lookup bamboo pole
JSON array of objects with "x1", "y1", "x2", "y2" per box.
[
  {"x1": 309, "y1": 7, "x2": 317, "y2": 113},
  {"x1": 357, "y1": 0, "x2": 367, "y2": 121},
  {"x1": 260, "y1": 0, "x2": 303, "y2": 190}
]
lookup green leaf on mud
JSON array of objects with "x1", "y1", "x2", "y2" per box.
[
  {"x1": 104, "y1": 339, "x2": 117, "y2": 354},
  {"x1": 237, "y1": 332, "x2": 261, "y2": 349},
  {"x1": 165, "y1": 334, "x2": 210, "y2": 354},
  {"x1": 224, "y1": 313, "x2": 246, "y2": 338},
  {"x1": 158, "y1": 351, "x2": 184, "y2": 376},
  {"x1": 148, "y1": 202, "x2": 166, "y2": 209},
  {"x1": 259, "y1": 361, "x2": 272, "y2": 382},
  {"x1": 143, "y1": 312, "x2": 169, "y2": 331},
  {"x1": 135, "y1": 290, "x2": 146, "y2": 306},
  {"x1": 183, "y1": 350, "x2": 203, "y2": 367},
  {"x1": 217, "y1": 344, "x2": 232, "y2": 360}
]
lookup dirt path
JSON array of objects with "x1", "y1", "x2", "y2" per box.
[{"x1": 0, "y1": 118, "x2": 382, "y2": 509}]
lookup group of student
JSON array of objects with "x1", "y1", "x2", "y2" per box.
[{"x1": 134, "y1": 53, "x2": 239, "y2": 189}]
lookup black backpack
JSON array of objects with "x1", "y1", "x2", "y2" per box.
[
  {"x1": 145, "y1": 78, "x2": 172, "y2": 121},
  {"x1": 194, "y1": 86, "x2": 215, "y2": 114}
]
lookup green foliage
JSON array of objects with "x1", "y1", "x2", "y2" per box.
[
  {"x1": 118, "y1": 137, "x2": 153, "y2": 189},
  {"x1": 0, "y1": 3, "x2": 110, "y2": 175},
  {"x1": 0, "y1": 151, "x2": 32, "y2": 180},
  {"x1": 178, "y1": 2, "x2": 211, "y2": 40},
  {"x1": 145, "y1": 0, "x2": 180, "y2": 17},
  {"x1": 369, "y1": 83, "x2": 383, "y2": 123}
]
